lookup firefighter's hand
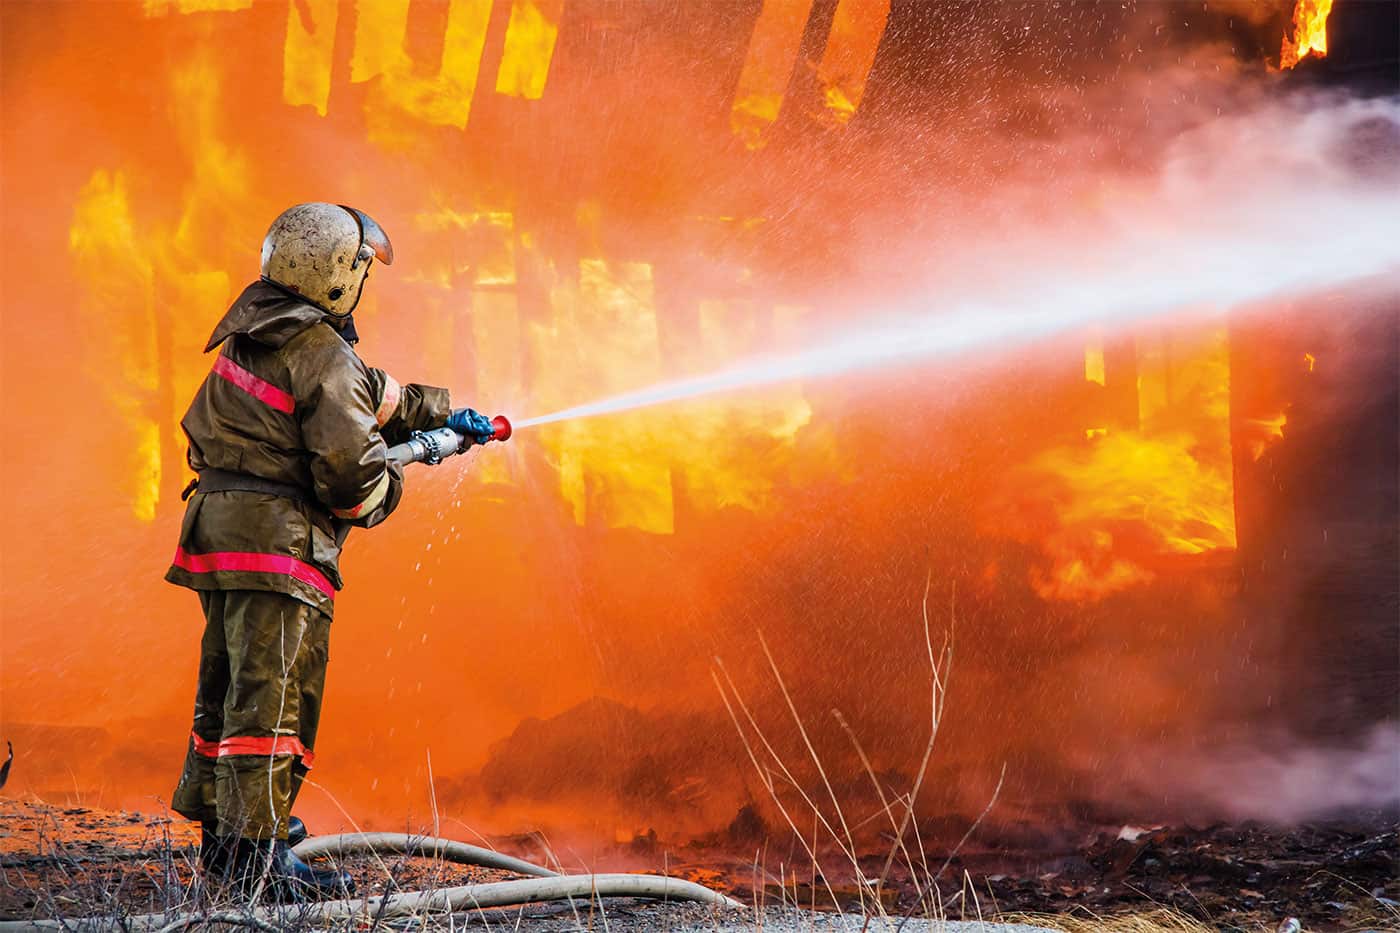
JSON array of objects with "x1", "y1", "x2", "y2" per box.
[{"x1": 447, "y1": 407, "x2": 496, "y2": 445}]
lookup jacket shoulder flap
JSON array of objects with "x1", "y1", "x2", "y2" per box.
[{"x1": 282, "y1": 323, "x2": 370, "y2": 398}]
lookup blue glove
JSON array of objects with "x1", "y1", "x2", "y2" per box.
[{"x1": 447, "y1": 407, "x2": 496, "y2": 445}]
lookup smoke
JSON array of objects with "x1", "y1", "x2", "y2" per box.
[
  {"x1": 519, "y1": 93, "x2": 1400, "y2": 427},
  {"x1": 1, "y1": 1, "x2": 1396, "y2": 855},
  {"x1": 1145, "y1": 723, "x2": 1400, "y2": 823}
]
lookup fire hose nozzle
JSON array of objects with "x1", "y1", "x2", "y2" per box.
[{"x1": 387, "y1": 416, "x2": 512, "y2": 466}]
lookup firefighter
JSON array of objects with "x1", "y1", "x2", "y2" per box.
[{"x1": 166, "y1": 203, "x2": 497, "y2": 900}]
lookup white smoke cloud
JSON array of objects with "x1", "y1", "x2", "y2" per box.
[{"x1": 1166, "y1": 723, "x2": 1400, "y2": 822}]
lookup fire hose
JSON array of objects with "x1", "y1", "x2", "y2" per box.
[{"x1": 0, "y1": 831, "x2": 743, "y2": 930}]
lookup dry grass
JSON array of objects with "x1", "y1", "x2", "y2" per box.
[
  {"x1": 1003, "y1": 909, "x2": 1223, "y2": 933},
  {"x1": 0, "y1": 804, "x2": 531, "y2": 931},
  {"x1": 712, "y1": 575, "x2": 1000, "y2": 928}
]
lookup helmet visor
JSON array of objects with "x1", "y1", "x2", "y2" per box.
[{"x1": 341, "y1": 205, "x2": 394, "y2": 265}]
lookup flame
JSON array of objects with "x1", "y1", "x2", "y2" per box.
[
  {"x1": 144, "y1": 0, "x2": 250, "y2": 15},
  {"x1": 527, "y1": 261, "x2": 815, "y2": 531},
  {"x1": 64, "y1": 49, "x2": 250, "y2": 521},
  {"x1": 283, "y1": 0, "x2": 338, "y2": 116},
  {"x1": 730, "y1": 0, "x2": 811, "y2": 148},
  {"x1": 68, "y1": 172, "x2": 162, "y2": 522},
  {"x1": 352, "y1": 0, "x2": 493, "y2": 136},
  {"x1": 11, "y1": 0, "x2": 1363, "y2": 845},
  {"x1": 815, "y1": 0, "x2": 889, "y2": 126},
  {"x1": 1243, "y1": 411, "x2": 1288, "y2": 461},
  {"x1": 495, "y1": 0, "x2": 563, "y2": 100},
  {"x1": 989, "y1": 329, "x2": 1237, "y2": 602},
  {"x1": 1002, "y1": 428, "x2": 1238, "y2": 602},
  {"x1": 731, "y1": 0, "x2": 888, "y2": 145},
  {"x1": 1084, "y1": 332, "x2": 1106, "y2": 386},
  {"x1": 1280, "y1": 0, "x2": 1333, "y2": 69}
]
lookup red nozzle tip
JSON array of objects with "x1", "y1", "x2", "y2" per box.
[{"x1": 490, "y1": 415, "x2": 512, "y2": 442}]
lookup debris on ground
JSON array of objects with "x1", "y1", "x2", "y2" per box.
[
  {"x1": 1, "y1": 797, "x2": 1394, "y2": 931},
  {"x1": 954, "y1": 813, "x2": 1399, "y2": 931}
]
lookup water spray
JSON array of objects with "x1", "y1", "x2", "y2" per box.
[{"x1": 511, "y1": 157, "x2": 1400, "y2": 432}]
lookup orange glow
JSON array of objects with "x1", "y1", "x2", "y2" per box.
[
  {"x1": 816, "y1": 0, "x2": 889, "y2": 125},
  {"x1": 283, "y1": 0, "x2": 338, "y2": 116},
  {"x1": 1243, "y1": 411, "x2": 1289, "y2": 461},
  {"x1": 990, "y1": 329, "x2": 1236, "y2": 602},
  {"x1": 495, "y1": 0, "x2": 564, "y2": 100},
  {"x1": 1280, "y1": 0, "x2": 1333, "y2": 69},
  {"x1": 996, "y1": 421, "x2": 1238, "y2": 601},
  {"x1": 2, "y1": 0, "x2": 1333, "y2": 855},
  {"x1": 731, "y1": 0, "x2": 811, "y2": 148},
  {"x1": 145, "y1": 0, "x2": 250, "y2": 14},
  {"x1": 1084, "y1": 332, "x2": 1106, "y2": 386},
  {"x1": 351, "y1": 0, "x2": 493, "y2": 134},
  {"x1": 69, "y1": 171, "x2": 162, "y2": 522}
]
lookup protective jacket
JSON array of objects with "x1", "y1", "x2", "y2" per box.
[{"x1": 165, "y1": 279, "x2": 451, "y2": 617}]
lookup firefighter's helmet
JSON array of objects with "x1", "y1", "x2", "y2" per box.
[{"x1": 259, "y1": 203, "x2": 393, "y2": 317}]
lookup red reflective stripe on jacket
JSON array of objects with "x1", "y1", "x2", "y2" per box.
[
  {"x1": 172, "y1": 547, "x2": 335, "y2": 600},
  {"x1": 374, "y1": 374, "x2": 401, "y2": 427},
  {"x1": 212, "y1": 354, "x2": 295, "y2": 413},
  {"x1": 191, "y1": 732, "x2": 315, "y2": 767}
]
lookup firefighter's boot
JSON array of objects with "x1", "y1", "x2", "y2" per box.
[
  {"x1": 198, "y1": 824, "x2": 233, "y2": 881},
  {"x1": 230, "y1": 838, "x2": 353, "y2": 902},
  {"x1": 287, "y1": 815, "x2": 309, "y2": 848}
]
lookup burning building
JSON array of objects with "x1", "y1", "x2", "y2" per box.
[{"x1": 1, "y1": 0, "x2": 1397, "y2": 857}]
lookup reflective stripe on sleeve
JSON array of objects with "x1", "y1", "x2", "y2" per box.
[
  {"x1": 211, "y1": 355, "x2": 295, "y2": 413},
  {"x1": 171, "y1": 547, "x2": 335, "y2": 600},
  {"x1": 330, "y1": 469, "x2": 390, "y2": 520},
  {"x1": 374, "y1": 373, "x2": 402, "y2": 427},
  {"x1": 191, "y1": 732, "x2": 315, "y2": 767}
]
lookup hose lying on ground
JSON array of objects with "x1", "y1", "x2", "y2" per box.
[
  {"x1": 277, "y1": 871, "x2": 742, "y2": 922},
  {"x1": 0, "y1": 831, "x2": 744, "y2": 931},
  {"x1": 291, "y1": 831, "x2": 558, "y2": 878}
]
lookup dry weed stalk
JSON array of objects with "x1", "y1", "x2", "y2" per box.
[{"x1": 713, "y1": 574, "x2": 1009, "y2": 929}]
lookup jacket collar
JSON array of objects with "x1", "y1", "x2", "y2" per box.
[{"x1": 205, "y1": 279, "x2": 344, "y2": 352}]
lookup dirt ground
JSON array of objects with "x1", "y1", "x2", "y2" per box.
[{"x1": 1, "y1": 798, "x2": 1395, "y2": 930}]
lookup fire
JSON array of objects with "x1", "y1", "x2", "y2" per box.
[
  {"x1": 282, "y1": 0, "x2": 338, "y2": 116},
  {"x1": 495, "y1": 0, "x2": 563, "y2": 100},
  {"x1": 998, "y1": 427, "x2": 1238, "y2": 602},
  {"x1": 66, "y1": 47, "x2": 251, "y2": 520},
  {"x1": 1084, "y1": 332, "x2": 1106, "y2": 386},
  {"x1": 352, "y1": 0, "x2": 494, "y2": 135},
  {"x1": 145, "y1": 0, "x2": 250, "y2": 14},
  {"x1": 10, "y1": 0, "x2": 1375, "y2": 850},
  {"x1": 814, "y1": 0, "x2": 890, "y2": 126},
  {"x1": 1280, "y1": 0, "x2": 1333, "y2": 69},
  {"x1": 1243, "y1": 412, "x2": 1288, "y2": 461},
  {"x1": 528, "y1": 260, "x2": 816, "y2": 531},
  {"x1": 988, "y1": 329, "x2": 1237, "y2": 602},
  {"x1": 730, "y1": 0, "x2": 810, "y2": 148},
  {"x1": 730, "y1": 0, "x2": 888, "y2": 146},
  {"x1": 68, "y1": 172, "x2": 161, "y2": 522}
]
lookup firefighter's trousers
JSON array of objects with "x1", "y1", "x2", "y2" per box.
[{"x1": 172, "y1": 590, "x2": 330, "y2": 840}]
